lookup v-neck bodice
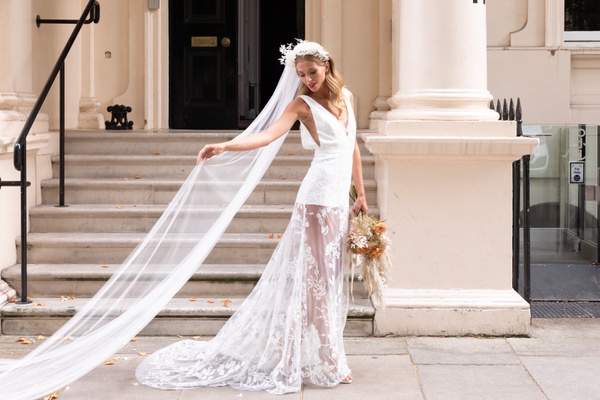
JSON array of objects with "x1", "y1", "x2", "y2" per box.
[
  {"x1": 296, "y1": 87, "x2": 357, "y2": 207},
  {"x1": 298, "y1": 88, "x2": 356, "y2": 152}
]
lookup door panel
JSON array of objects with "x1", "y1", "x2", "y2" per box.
[{"x1": 170, "y1": 0, "x2": 237, "y2": 129}]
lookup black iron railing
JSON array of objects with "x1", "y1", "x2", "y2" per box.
[
  {"x1": 491, "y1": 98, "x2": 531, "y2": 303},
  {"x1": 0, "y1": 0, "x2": 100, "y2": 304}
]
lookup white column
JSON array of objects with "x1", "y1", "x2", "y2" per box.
[
  {"x1": 364, "y1": 0, "x2": 538, "y2": 336},
  {"x1": 368, "y1": 0, "x2": 393, "y2": 130},
  {"x1": 79, "y1": 20, "x2": 103, "y2": 129},
  {"x1": 0, "y1": 0, "x2": 49, "y2": 302},
  {"x1": 383, "y1": 0, "x2": 497, "y2": 123}
]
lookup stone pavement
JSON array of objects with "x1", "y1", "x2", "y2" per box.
[{"x1": 2, "y1": 318, "x2": 600, "y2": 400}]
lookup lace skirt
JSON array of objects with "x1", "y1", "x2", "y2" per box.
[{"x1": 136, "y1": 203, "x2": 351, "y2": 394}]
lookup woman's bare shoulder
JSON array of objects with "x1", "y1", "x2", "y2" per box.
[{"x1": 288, "y1": 96, "x2": 311, "y2": 120}]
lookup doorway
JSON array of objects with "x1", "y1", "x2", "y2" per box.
[{"x1": 169, "y1": 0, "x2": 304, "y2": 129}]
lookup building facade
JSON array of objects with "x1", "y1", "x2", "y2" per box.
[{"x1": 0, "y1": 0, "x2": 596, "y2": 334}]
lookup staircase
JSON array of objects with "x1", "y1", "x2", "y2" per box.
[{"x1": 0, "y1": 130, "x2": 378, "y2": 337}]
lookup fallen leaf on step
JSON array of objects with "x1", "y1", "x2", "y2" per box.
[
  {"x1": 42, "y1": 392, "x2": 60, "y2": 400},
  {"x1": 221, "y1": 299, "x2": 232, "y2": 307},
  {"x1": 152, "y1": 152, "x2": 160, "y2": 155},
  {"x1": 189, "y1": 297, "x2": 198, "y2": 302},
  {"x1": 60, "y1": 295, "x2": 76, "y2": 302},
  {"x1": 134, "y1": 176, "x2": 142, "y2": 179},
  {"x1": 207, "y1": 299, "x2": 215, "y2": 304},
  {"x1": 9, "y1": 297, "x2": 16, "y2": 303},
  {"x1": 103, "y1": 359, "x2": 115, "y2": 365},
  {"x1": 277, "y1": 234, "x2": 283, "y2": 238},
  {"x1": 113, "y1": 357, "x2": 121, "y2": 361},
  {"x1": 101, "y1": 265, "x2": 110, "y2": 269},
  {"x1": 266, "y1": 234, "x2": 274, "y2": 239},
  {"x1": 138, "y1": 351, "x2": 147, "y2": 356},
  {"x1": 192, "y1": 336, "x2": 202, "y2": 340},
  {"x1": 16, "y1": 337, "x2": 32, "y2": 345},
  {"x1": 115, "y1": 206, "x2": 123, "y2": 209},
  {"x1": 32, "y1": 302, "x2": 45, "y2": 307},
  {"x1": 130, "y1": 338, "x2": 138, "y2": 342},
  {"x1": 122, "y1": 177, "x2": 129, "y2": 181},
  {"x1": 177, "y1": 335, "x2": 183, "y2": 339},
  {"x1": 37, "y1": 335, "x2": 46, "y2": 341}
]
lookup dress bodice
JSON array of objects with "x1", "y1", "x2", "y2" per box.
[{"x1": 296, "y1": 88, "x2": 356, "y2": 207}]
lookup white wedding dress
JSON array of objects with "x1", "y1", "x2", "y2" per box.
[{"x1": 136, "y1": 88, "x2": 357, "y2": 394}]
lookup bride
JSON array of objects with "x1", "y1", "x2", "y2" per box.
[
  {"x1": 0, "y1": 40, "x2": 367, "y2": 399},
  {"x1": 136, "y1": 40, "x2": 368, "y2": 394}
]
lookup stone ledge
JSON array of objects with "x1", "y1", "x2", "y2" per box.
[
  {"x1": 363, "y1": 134, "x2": 539, "y2": 161},
  {"x1": 374, "y1": 289, "x2": 531, "y2": 337}
]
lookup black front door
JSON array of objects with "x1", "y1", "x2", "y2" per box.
[{"x1": 169, "y1": 0, "x2": 237, "y2": 129}]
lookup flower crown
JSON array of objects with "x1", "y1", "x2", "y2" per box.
[{"x1": 279, "y1": 40, "x2": 330, "y2": 69}]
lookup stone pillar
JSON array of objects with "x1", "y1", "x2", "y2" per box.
[
  {"x1": 0, "y1": 0, "x2": 49, "y2": 302},
  {"x1": 79, "y1": 22, "x2": 103, "y2": 129},
  {"x1": 364, "y1": 0, "x2": 538, "y2": 336},
  {"x1": 369, "y1": 0, "x2": 393, "y2": 130}
]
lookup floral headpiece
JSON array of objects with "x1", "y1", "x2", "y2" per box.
[{"x1": 279, "y1": 39, "x2": 330, "y2": 69}]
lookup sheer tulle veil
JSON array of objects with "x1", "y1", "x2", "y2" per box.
[{"x1": 0, "y1": 66, "x2": 301, "y2": 400}]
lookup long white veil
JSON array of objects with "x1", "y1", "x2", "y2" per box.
[{"x1": 0, "y1": 66, "x2": 300, "y2": 400}]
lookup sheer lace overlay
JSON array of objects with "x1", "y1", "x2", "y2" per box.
[
  {"x1": 0, "y1": 67, "x2": 302, "y2": 400},
  {"x1": 136, "y1": 88, "x2": 357, "y2": 394}
]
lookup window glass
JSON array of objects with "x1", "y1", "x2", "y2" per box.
[{"x1": 565, "y1": 0, "x2": 600, "y2": 31}]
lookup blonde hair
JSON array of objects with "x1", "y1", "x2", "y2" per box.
[{"x1": 296, "y1": 55, "x2": 345, "y2": 118}]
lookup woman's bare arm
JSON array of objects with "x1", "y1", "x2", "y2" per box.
[
  {"x1": 349, "y1": 92, "x2": 368, "y2": 216},
  {"x1": 197, "y1": 99, "x2": 306, "y2": 162}
]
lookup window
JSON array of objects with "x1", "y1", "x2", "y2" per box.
[{"x1": 565, "y1": 0, "x2": 600, "y2": 43}]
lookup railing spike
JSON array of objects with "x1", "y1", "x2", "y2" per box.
[
  {"x1": 496, "y1": 99, "x2": 502, "y2": 119},
  {"x1": 490, "y1": 100, "x2": 495, "y2": 111},
  {"x1": 509, "y1": 98, "x2": 515, "y2": 121},
  {"x1": 502, "y1": 99, "x2": 509, "y2": 121},
  {"x1": 516, "y1": 98, "x2": 522, "y2": 121}
]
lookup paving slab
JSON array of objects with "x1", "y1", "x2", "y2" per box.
[
  {"x1": 407, "y1": 337, "x2": 520, "y2": 365},
  {"x1": 344, "y1": 337, "x2": 408, "y2": 355},
  {"x1": 519, "y1": 356, "x2": 600, "y2": 400},
  {"x1": 4, "y1": 318, "x2": 600, "y2": 399},
  {"x1": 303, "y1": 355, "x2": 423, "y2": 400},
  {"x1": 530, "y1": 318, "x2": 600, "y2": 338},
  {"x1": 416, "y1": 365, "x2": 546, "y2": 400},
  {"x1": 508, "y1": 337, "x2": 600, "y2": 357}
]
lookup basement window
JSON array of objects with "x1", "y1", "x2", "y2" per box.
[{"x1": 564, "y1": 0, "x2": 600, "y2": 44}]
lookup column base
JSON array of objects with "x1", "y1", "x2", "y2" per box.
[
  {"x1": 375, "y1": 289, "x2": 531, "y2": 337},
  {"x1": 79, "y1": 97, "x2": 104, "y2": 129},
  {"x1": 0, "y1": 279, "x2": 16, "y2": 306},
  {"x1": 78, "y1": 112, "x2": 104, "y2": 129}
]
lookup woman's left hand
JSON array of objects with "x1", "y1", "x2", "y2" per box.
[{"x1": 353, "y1": 195, "x2": 368, "y2": 216}]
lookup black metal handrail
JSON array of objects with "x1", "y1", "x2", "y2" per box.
[
  {"x1": 491, "y1": 98, "x2": 531, "y2": 304},
  {"x1": 3, "y1": 0, "x2": 100, "y2": 305},
  {"x1": 36, "y1": 1, "x2": 100, "y2": 27}
]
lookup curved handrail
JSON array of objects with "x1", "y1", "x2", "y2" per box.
[
  {"x1": 14, "y1": 0, "x2": 99, "y2": 171},
  {"x1": 8, "y1": 0, "x2": 100, "y2": 305}
]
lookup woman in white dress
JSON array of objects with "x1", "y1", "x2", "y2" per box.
[{"x1": 136, "y1": 40, "x2": 368, "y2": 394}]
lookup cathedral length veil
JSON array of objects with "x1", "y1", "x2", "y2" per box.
[{"x1": 0, "y1": 66, "x2": 301, "y2": 400}]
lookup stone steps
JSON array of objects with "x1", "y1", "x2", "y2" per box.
[
  {"x1": 29, "y1": 203, "x2": 380, "y2": 233},
  {"x1": 1, "y1": 129, "x2": 378, "y2": 336},
  {"x1": 41, "y1": 178, "x2": 378, "y2": 205},
  {"x1": 0, "y1": 297, "x2": 374, "y2": 337},
  {"x1": 52, "y1": 154, "x2": 375, "y2": 180},
  {"x1": 63, "y1": 130, "x2": 371, "y2": 156},
  {"x1": 2, "y1": 263, "x2": 369, "y2": 299}
]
